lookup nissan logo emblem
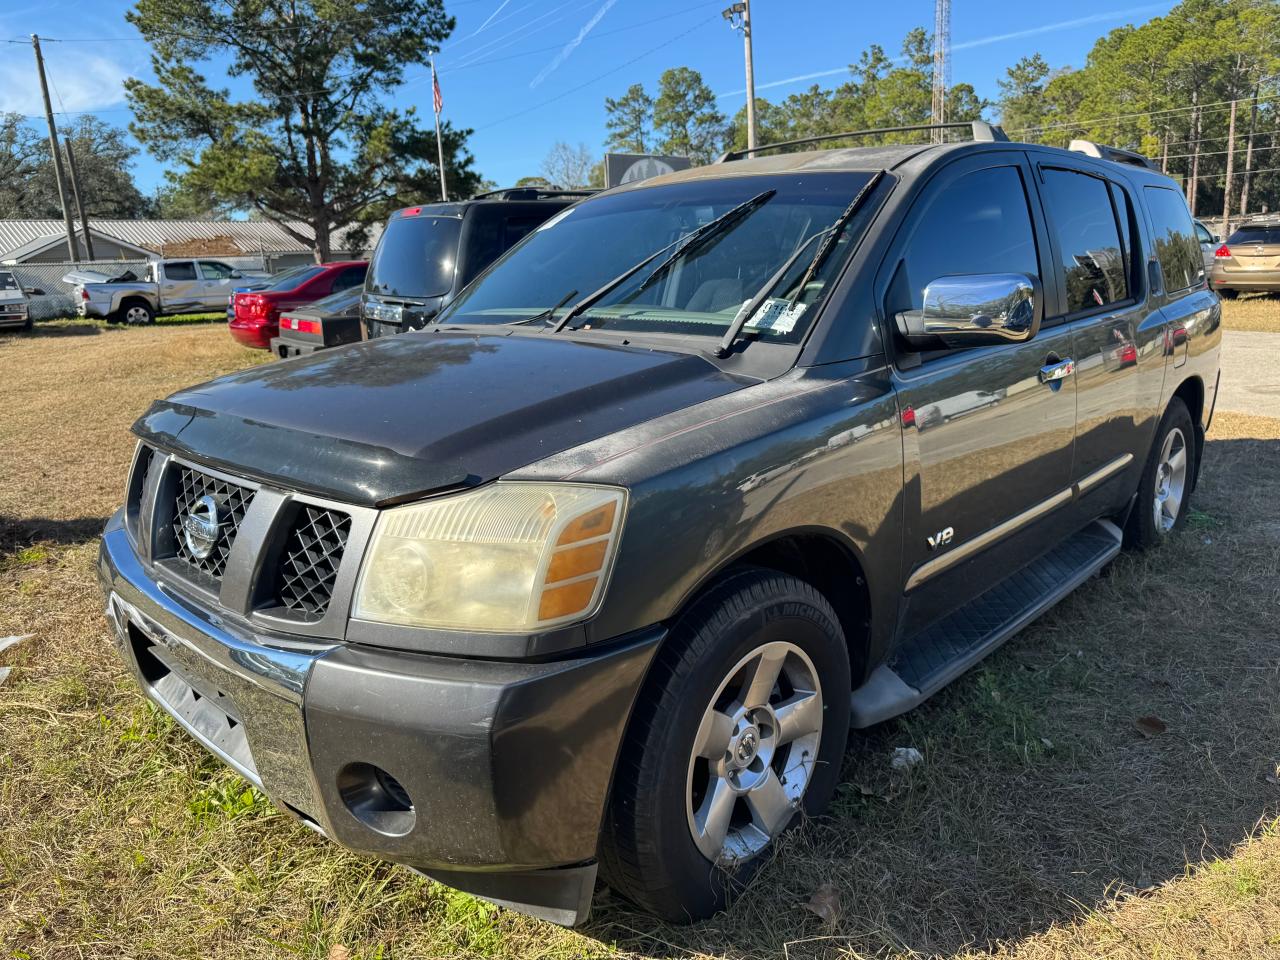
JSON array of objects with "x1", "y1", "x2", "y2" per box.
[{"x1": 182, "y1": 494, "x2": 222, "y2": 560}]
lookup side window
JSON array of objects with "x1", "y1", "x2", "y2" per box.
[
  {"x1": 502, "y1": 216, "x2": 545, "y2": 250},
  {"x1": 333, "y1": 265, "x2": 366, "y2": 291},
  {"x1": 1194, "y1": 221, "x2": 1214, "y2": 245},
  {"x1": 164, "y1": 261, "x2": 196, "y2": 281},
  {"x1": 198, "y1": 261, "x2": 235, "y2": 280},
  {"x1": 889, "y1": 165, "x2": 1040, "y2": 317},
  {"x1": 1144, "y1": 186, "x2": 1203, "y2": 295},
  {"x1": 1040, "y1": 168, "x2": 1129, "y2": 314}
]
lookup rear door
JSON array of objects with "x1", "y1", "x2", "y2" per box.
[
  {"x1": 883, "y1": 152, "x2": 1079, "y2": 634},
  {"x1": 1034, "y1": 162, "x2": 1159, "y2": 519},
  {"x1": 159, "y1": 261, "x2": 200, "y2": 311}
]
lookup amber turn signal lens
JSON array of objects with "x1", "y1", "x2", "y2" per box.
[
  {"x1": 545, "y1": 540, "x2": 609, "y2": 583},
  {"x1": 556, "y1": 501, "x2": 617, "y2": 545},
  {"x1": 538, "y1": 577, "x2": 599, "y2": 621}
]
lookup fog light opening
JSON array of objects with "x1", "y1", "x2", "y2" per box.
[{"x1": 337, "y1": 762, "x2": 416, "y2": 837}]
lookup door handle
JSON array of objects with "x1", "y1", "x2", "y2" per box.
[{"x1": 1039, "y1": 357, "x2": 1074, "y2": 383}]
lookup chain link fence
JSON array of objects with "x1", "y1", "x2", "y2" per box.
[{"x1": 9, "y1": 254, "x2": 312, "y2": 321}]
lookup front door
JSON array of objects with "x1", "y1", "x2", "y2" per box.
[
  {"x1": 879, "y1": 154, "x2": 1079, "y2": 635},
  {"x1": 197, "y1": 261, "x2": 238, "y2": 308}
]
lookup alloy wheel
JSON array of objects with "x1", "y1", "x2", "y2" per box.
[
  {"x1": 1153, "y1": 426, "x2": 1188, "y2": 533},
  {"x1": 125, "y1": 305, "x2": 150, "y2": 325},
  {"x1": 685, "y1": 640, "x2": 823, "y2": 865}
]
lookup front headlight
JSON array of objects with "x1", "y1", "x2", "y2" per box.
[{"x1": 353, "y1": 482, "x2": 626, "y2": 633}]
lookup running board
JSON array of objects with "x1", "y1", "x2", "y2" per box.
[{"x1": 849, "y1": 519, "x2": 1122, "y2": 728}]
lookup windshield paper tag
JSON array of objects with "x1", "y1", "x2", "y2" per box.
[{"x1": 747, "y1": 298, "x2": 806, "y2": 334}]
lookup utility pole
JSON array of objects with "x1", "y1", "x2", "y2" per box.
[
  {"x1": 723, "y1": 2, "x2": 757, "y2": 151},
  {"x1": 1241, "y1": 77, "x2": 1266, "y2": 217},
  {"x1": 931, "y1": 0, "x2": 951, "y2": 143},
  {"x1": 1222, "y1": 98, "x2": 1237, "y2": 237},
  {"x1": 63, "y1": 135, "x2": 94, "y2": 261},
  {"x1": 30, "y1": 35, "x2": 78, "y2": 262}
]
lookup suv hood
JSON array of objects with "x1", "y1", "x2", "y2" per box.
[{"x1": 135, "y1": 331, "x2": 749, "y2": 505}]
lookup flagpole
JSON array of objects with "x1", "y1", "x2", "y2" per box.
[{"x1": 431, "y1": 57, "x2": 449, "y2": 201}]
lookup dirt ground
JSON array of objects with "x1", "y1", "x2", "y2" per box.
[{"x1": 1, "y1": 320, "x2": 1277, "y2": 960}]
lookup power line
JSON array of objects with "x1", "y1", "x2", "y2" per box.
[{"x1": 1009, "y1": 91, "x2": 1280, "y2": 136}]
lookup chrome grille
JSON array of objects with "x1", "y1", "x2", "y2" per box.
[
  {"x1": 276, "y1": 506, "x2": 351, "y2": 618},
  {"x1": 171, "y1": 467, "x2": 253, "y2": 579}
]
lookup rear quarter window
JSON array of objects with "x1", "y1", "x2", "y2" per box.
[{"x1": 1143, "y1": 186, "x2": 1203, "y2": 295}]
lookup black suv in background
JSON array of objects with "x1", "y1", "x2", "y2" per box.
[
  {"x1": 100, "y1": 124, "x2": 1219, "y2": 928},
  {"x1": 361, "y1": 187, "x2": 593, "y2": 339}
]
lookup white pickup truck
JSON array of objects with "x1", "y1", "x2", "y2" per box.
[{"x1": 67, "y1": 259, "x2": 267, "y2": 325}]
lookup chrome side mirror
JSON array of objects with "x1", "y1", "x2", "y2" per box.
[{"x1": 896, "y1": 273, "x2": 1039, "y2": 350}]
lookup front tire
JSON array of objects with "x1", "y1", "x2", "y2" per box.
[
  {"x1": 1125, "y1": 397, "x2": 1196, "y2": 549},
  {"x1": 600, "y1": 569, "x2": 850, "y2": 922}
]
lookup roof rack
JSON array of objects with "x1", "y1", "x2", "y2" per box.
[
  {"x1": 717, "y1": 120, "x2": 1010, "y2": 163},
  {"x1": 1067, "y1": 140, "x2": 1159, "y2": 171},
  {"x1": 471, "y1": 186, "x2": 600, "y2": 201}
]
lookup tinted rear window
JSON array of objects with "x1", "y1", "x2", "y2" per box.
[
  {"x1": 1041, "y1": 169, "x2": 1129, "y2": 313},
  {"x1": 1226, "y1": 226, "x2": 1280, "y2": 245},
  {"x1": 1143, "y1": 186, "x2": 1202, "y2": 294},
  {"x1": 367, "y1": 215, "x2": 462, "y2": 298},
  {"x1": 264, "y1": 266, "x2": 325, "y2": 291}
]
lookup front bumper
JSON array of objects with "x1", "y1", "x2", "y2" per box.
[{"x1": 98, "y1": 512, "x2": 661, "y2": 923}]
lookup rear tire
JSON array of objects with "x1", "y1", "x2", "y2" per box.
[
  {"x1": 599, "y1": 569, "x2": 850, "y2": 922},
  {"x1": 1125, "y1": 397, "x2": 1196, "y2": 550},
  {"x1": 113, "y1": 299, "x2": 154, "y2": 325},
  {"x1": 1218, "y1": 288, "x2": 1238, "y2": 300}
]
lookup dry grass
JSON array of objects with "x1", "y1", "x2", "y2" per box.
[
  {"x1": 1219, "y1": 293, "x2": 1280, "y2": 333},
  {"x1": 2, "y1": 324, "x2": 1279, "y2": 960}
]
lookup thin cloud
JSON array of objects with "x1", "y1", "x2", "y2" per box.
[
  {"x1": 530, "y1": 0, "x2": 618, "y2": 89},
  {"x1": 0, "y1": 52, "x2": 129, "y2": 115},
  {"x1": 716, "y1": 2, "x2": 1171, "y2": 98}
]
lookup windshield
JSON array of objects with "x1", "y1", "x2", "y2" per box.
[
  {"x1": 0, "y1": 272, "x2": 17, "y2": 291},
  {"x1": 264, "y1": 265, "x2": 325, "y2": 291},
  {"x1": 1227, "y1": 226, "x2": 1280, "y2": 245},
  {"x1": 366, "y1": 215, "x2": 462, "y2": 299},
  {"x1": 440, "y1": 172, "x2": 877, "y2": 344}
]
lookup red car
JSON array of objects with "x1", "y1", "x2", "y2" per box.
[{"x1": 229, "y1": 261, "x2": 367, "y2": 348}]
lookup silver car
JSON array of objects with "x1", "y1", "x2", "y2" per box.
[
  {"x1": 0, "y1": 270, "x2": 35, "y2": 331},
  {"x1": 1210, "y1": 221, "x2": 1280, "y2": 298}
]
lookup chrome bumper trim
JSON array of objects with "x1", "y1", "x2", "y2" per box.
[{"x1": 100, "y1": 515, "x2": 334, "y2": 823}]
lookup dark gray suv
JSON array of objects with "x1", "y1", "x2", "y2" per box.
[{"x1": 99, "y1": 122, "x2": 1221, "y2": 926}]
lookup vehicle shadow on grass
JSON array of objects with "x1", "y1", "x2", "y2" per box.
[
  {"x1": 1, "y1": 516, "x2": 108, "y2": 555},
  {"x1": 584, "y1": 433, "x2": 1280, "y2": 959}
]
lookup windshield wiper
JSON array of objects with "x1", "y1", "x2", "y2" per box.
[
  {"x1": 507, "y1": 289, "x2": 578, "y2": 326},
  {"x1": 715, "y1": 170, "x2": 885, "y2": 358},
  {"x1": 551, "y1": 189, "x2": 777, "y2": 333}
]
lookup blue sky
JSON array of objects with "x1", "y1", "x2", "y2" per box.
[{"x1": 0, "y1": 0, "x2": 1177, "y2": 197}]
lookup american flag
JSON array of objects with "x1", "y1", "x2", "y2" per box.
[{"x1": 432, "y1": 62, "x2": 443, "y2": 115}]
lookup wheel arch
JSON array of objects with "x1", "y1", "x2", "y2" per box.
[
  {"x1": 666, "y1": 526, "x2": 875, "y2": 686},
  {"x1": 1170, "y1": 374, "x2": 1205, "y2": 488}
]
